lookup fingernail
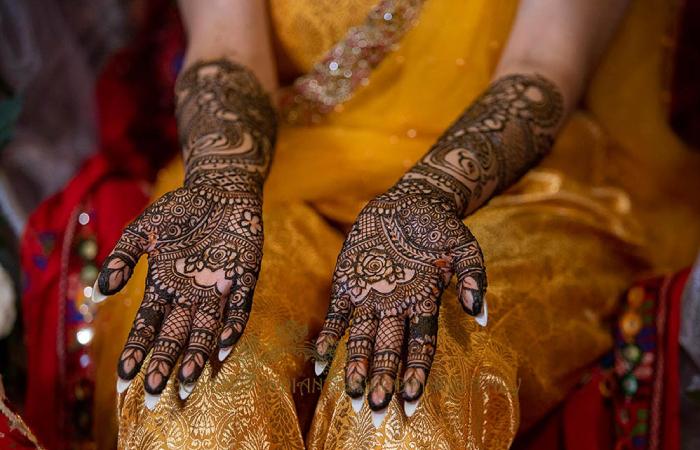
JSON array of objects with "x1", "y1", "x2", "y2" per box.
[
  {"x1": 351, "y1": 396, "x2": 363, "y2": 413},
  {"x1": 404, "y1": 399, "x2": 419, "y2": 417},
  {"x1": 178, "y1": 383, "x2": 195, "y2": 400},
  {"x1": 371, "y1": 407, "x2": 387, "y2": 428},
  {"x1": 475, "y1": 300, "x2": 488, "y2": 327},
  {"x1": 92, "y1": 280, "x2": 107, "y2": 303},
  {"x1": 116, "y1": 377, "x2": 132, "y2": 394},
  {"x1": 145, "y1": 392, "x2": 160, "y2": 411},
  {"x1": 314, "y1": 360, "x2": 328, "y2": 376},
  {"x1": 218, "y1": 347, "x2": 232, "y2": 362}
]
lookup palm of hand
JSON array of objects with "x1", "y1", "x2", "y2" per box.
[
  {"x1": 97, "y1": 186, "x2": 263, "y2": 395},
  {"x1": 316, "y1": 181, "x2": 486, "y2": 412}
]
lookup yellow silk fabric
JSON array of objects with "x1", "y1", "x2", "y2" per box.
[{"x1": 92, "y1": 0, "x2": 700, "y2": 448}]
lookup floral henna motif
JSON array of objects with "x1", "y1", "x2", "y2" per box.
[
  {"x1": 315, "y1": 74, "x2": 562, "y2": 417},
  {"x1": 97, "y1": 60, "x2": 275, "y2": 401},
  {"x1": 317, "y1": 180, "x2": 486, "y2": 411}
]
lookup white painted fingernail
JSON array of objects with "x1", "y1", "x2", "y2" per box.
[
  {"x1": 314, "y1": 360, "x2": 328, "y2": 376},
  {"x1": 351, "y1": 396, "x2": 363, "y2": 413},
  {"x1": 116, "y1": 377, "x2": 132, "y2": 394},
  {"x1": 145, "y1": 392, "x2": 160, "y2": 410},
  {"x1": 475, "y1": 301, "x2": 488, "y2": 327},
  {"x1": 371, "y1": 407, "x2": 388, "y2": 428},
  {"x1": 404, "y1": 399, "x2": 419, "y2": 417},
  {"x1": 218, "y1": 347, "x2": 232, "y2": 362},
  {"x1": 178, "y1": 383, "x2": 195, "y2": 400},
  {"x1": 92, "y1": 280, "x2": 107, "y2": 303}
]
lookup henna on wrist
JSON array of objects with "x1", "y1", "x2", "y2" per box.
[
  {"x1": 315, "y1": 74, "x2": 562, "y2": 416},
  {"x1": 403, "y1": 73, "x2": 564, "y2": 216},
  {"x1": 98, "y1": 59, "x2": 276, "y2": 400},
  {"x1": 176, "y1": 59, "x2": 277, "y2": 198}
]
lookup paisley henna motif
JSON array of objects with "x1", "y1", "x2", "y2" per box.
[
  {"x1": 97, "y1": 60, "x2": 275, "y2": 398},
  {"x1": 316, "y1": 74, "x2": 562, "y2": 415},
  {"x1": 405, "y1": 74, "x2": 564, "y2": 215}
]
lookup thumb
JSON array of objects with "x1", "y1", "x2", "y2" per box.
[
  {"x1": 94, "y1": 225, "x2": 147, "y2": 302},
  {"x1": 452, "y1": 236, "x2": 487, "y2": 325}
]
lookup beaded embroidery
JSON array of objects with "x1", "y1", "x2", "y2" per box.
[{"x1": 280, "y1": 0, "x2": 426, "y2": 124}]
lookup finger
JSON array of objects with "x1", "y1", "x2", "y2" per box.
[
  {"x1": 95, "y1": 225, "x2": 147, "y2": 301},
  {"x1": 116, "y1": 278, "x2": 167, "y2": 391},
  {"x1": 344, "y1": 305, "x2": 378, "y2": 402},
  {"x1": 367, "y1": 315, "x2": 405, "y2": 412},
  {"x1": 143, "y1": 298, "x2": 193, "y2": 402},
  {"x1": 178, "y1": 296, "x2": 221, "y2": 395},
  {"x1": 218, "y1": 279, "x2": 255, "y2": 360},
  {"x1": 453, "y1": 236, "x2": 487, "y2": 319},
  {"x1": 315, "y1": 291, "x2": 353, "y2": 372},
  {"x1": 401, "y1": 314, "x2": 438, "y2": 413}
]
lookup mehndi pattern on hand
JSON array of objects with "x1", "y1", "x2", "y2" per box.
[
  {"x1": 316, "y1": 180, "x2": 486, "y2": 413},
  {"x1": 315, "y1": 73, "x2": 563, "y2": 421},
  {"x1": 96, "y1": 60, "x2": 276, "y2": 406}
]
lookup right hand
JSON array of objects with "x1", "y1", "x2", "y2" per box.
[{"x1": 95, "y1": 183, "x2": 263, "y2": 403}]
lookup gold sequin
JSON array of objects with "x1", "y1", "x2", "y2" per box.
[{"x1": 620, "y1": 311, "x2": 643, "y2": 341}]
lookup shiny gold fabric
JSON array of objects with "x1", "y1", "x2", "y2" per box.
[
  {"x1": 269, "y1": 0, "x2": 377, "y2": 73},
  {"x1": 93, "y1": 0, "x2": 700, "y2": 448}
]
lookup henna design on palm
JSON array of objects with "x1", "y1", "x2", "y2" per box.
[
  {"x1": 315, "y1": 74, "x2": 562, "y2": 417},
  {"x1": 97, "y1": 60, "x2": 275, "y2": 401}
]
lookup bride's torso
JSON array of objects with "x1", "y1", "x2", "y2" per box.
[{"x1": 263, "y1": 0, "x2": 700, "y2": 269}]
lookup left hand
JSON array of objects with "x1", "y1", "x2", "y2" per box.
[{"x1": 314, "y1": 180, "x2": 487, "y2": 417}]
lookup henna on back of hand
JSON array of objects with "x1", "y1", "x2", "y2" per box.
[{"x1": 97, "y1": 60, "x2": 276, "y2": 404}]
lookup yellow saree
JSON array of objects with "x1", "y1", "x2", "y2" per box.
[{"x1": 92, "y1": 0, "x2": 700, "y2": 448}]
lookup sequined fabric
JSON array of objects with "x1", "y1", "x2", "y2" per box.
[
  {"x1": 276, "y1": 0, "x2": 426, "y2": 124},
  {"x1": 101, "y1": 0, "x2": 700, "y2": 448}
]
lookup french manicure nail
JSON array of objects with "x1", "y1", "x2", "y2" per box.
[
  {"x1": 145, "y1": 392, "x2": 160, "y2": 411},
  {"x1": 218, "y1": 347, "x2": 232, "y2": 362},
  {"x1": 92, "y1": 280, "x2": 107, "y2": 303},
  {"x1": 404, "y1": 399, "x2": 419, "y2": 417},
  {"x1": 314, "y1": 360, "x2": 327, "y2": 376},
  {"x1": 351, "y1": 396, "x2": 363, "y2": 413},
  {"x1": 116, "y1": 377, "x2": 132, "y2": 394},
  {"x1": 178, "y1": 383, "x2": 195, "y2": 400},
  {"x1": 371, "y1": 407, "x2": 387, "y2": 428},
  {"x1": 475, "y1": 301, "x2": 488, "y2": 327}
]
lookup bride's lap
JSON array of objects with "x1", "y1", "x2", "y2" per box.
[
  {"x1": 113, "y1": 174, "x2": 645, "y2": 449},
  {"x1": 114, "y1": 202, "x2": 341, "y2": 449},
  {"x1": 307, "y1": 175, "x2": 647, "y2": 449}
]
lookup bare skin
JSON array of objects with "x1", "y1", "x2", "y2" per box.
[{"x1": 96, "y1": 0, "x2": 630, "y2": 418}]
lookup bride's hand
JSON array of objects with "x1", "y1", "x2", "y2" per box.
[
  {"x1": 95, "y1": 182, "x2": 263, "y2": 403},
  {"x1": 314, "y1": 180, "x2": 486, "y2": 417}
]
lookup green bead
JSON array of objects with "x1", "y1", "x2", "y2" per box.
[
  {"x1": 622, "y1": 374, "x2": 638, "y2": 396},
  {"x1": 79, "y1": 239, "x2": 98, "y2": 260},
  {"x1": 622, "y1": 344, "x2": 642, "y2": 365},
  {"x1": 80, "y1": 264, "x2": 98, "y2": 284}
]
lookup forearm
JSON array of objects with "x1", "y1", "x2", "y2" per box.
[
  {"x1": 402, "y1": 0, "x2": 629, "y2": 217},
  {"x1": 176, "y1": 0, "x2": 277, "y2": 199},
  {"x1": 401, "y1": 73, "x2": 564, "y2": 217},
  {"x1": 175, "y1": 60, "x2": 277, "y2": 200}
]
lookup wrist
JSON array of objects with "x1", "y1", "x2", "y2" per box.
[
  {"x1": 176, "y1": 58, "x2": 276, "y2": 203},
  {"x1": 379, "y1": 178, "x2": 462, "y2": 214},
  {"x1": 185, "y1": 167, "x2": 263, "y2": 204}
]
